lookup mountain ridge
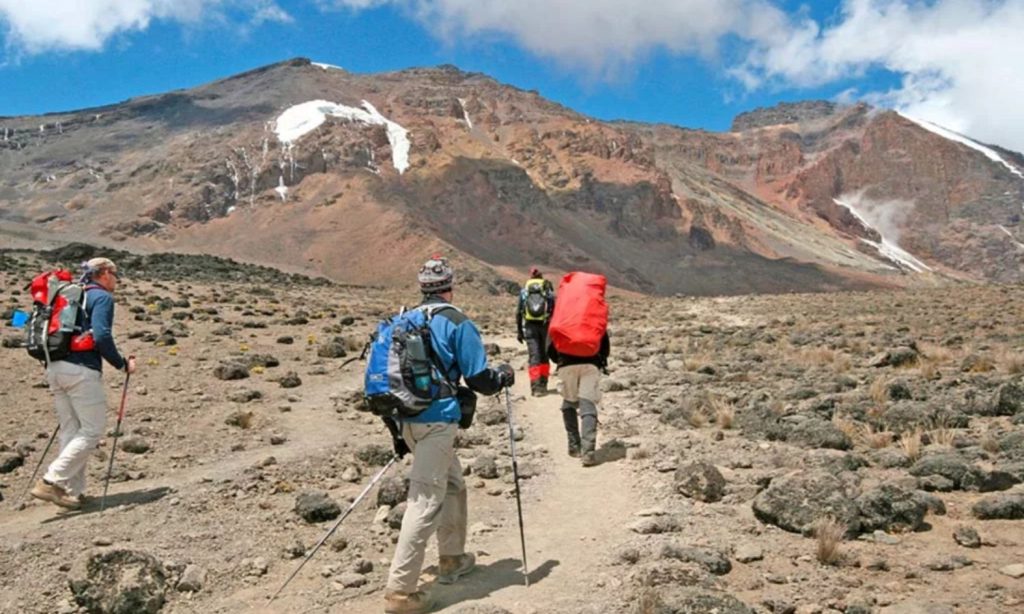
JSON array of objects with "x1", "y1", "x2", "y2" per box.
[{"x1": 1, "y1": 58, "x2": 1021, "y2": 294}]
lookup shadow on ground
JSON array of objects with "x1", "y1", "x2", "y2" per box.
[
  {"x1": 40, "y1": 486, "x2": 172, "y2": 523},
  {"x1": 433, "y1": 557, "x2": 560, "y2": 610}
]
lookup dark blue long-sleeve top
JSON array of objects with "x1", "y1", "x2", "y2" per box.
[
  {"x1": 63, "y1": 285, "x2": 126, "y2": 372},
  {"x1": 403, "y1": 295, "x2": 504, "y2": 424}
]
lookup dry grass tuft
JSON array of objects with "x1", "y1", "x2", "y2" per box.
[
  {"x1": 928, "y1": 425, "x2": 957, "y2": 448},
  {"x1": 715, "y1": 402, "x2": 735, "y2": 430},
  {"x1": 832, "y1": 415, "x2": 860, "y2": 442},
  {"x1": 857, "y1": 424, "x2": 894, "y2": 449},
  {"x1": 900, "y1": 428, "x2": 923, "y2": 461},
  {"x1": 980, "y1": 431, "x2": 1001, "y2": 454},
  {"x1": 769, "y1": 399, "x2": 787, "y2": 416},
  {"x1": 918, "y1": 341, "x2": 954, "y2": 364},
  {"x1": 869, "y1": 376, "x2": 889, "y2": 405},
  {"x1": 919, "y1": 359, "x2": 939, "y2": 380},
  {"x1": 997, "y1": 349, "x2": 1024, "y2": 375},
  {"x1": 814, "y1": 517, "x2": 846, "y2": 565}
]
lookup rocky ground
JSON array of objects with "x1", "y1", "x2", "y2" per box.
[{"x1": 1, "y1": 247, "x2": 1023, "y2": 614}]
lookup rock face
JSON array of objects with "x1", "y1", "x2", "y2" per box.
[
  {"x1": 68, "y1": 549, "x2": 169, "y2": 614},
  {"x1": 752, "y1": 470, "x2": 860, "y2": 535}
]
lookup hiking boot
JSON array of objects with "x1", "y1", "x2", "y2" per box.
[
  {"x1": 581, "y1": 452, "x2": 597, "y2": 467},
  {"x1": 30, "y1": 480, "x2": 82, "y2": 510},
  {"x1": 567, "y1": 444, "x2": 581, "y2": 458},
  {"x1": 530, "y1": 382, "x2": 544, "y2": 397},
  {"x1": 384, "y1": 590, "x2": 434, "y2": 614},
  {"x1": 437, "y1": 552, "x2": 476, "y2": 584}
]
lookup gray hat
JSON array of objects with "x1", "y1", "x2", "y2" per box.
[{"x1": 418, "y1": 255, "x2": 454, "y2": 294}]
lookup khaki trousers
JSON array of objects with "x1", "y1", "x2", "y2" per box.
[
  {"x1": 43, "y1": 361, "x2": 109, "y2": 497},
  {"x1": 386, "y1": 421, "x2": 467, "y2": 593}
]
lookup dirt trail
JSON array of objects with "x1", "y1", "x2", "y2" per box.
[{"x1": 267, "y1": 368, "x2": 641, "y2": 614}]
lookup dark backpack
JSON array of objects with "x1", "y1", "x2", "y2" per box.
[
  {"x1": 523, "y1": 279, "x2": 549, "y2": 321},
  {"x1": 25, "y1": 270, "x2": 94, "y2": 365},
  {"x1": 363, "y1": 304, "x2": 459, "y2": 418}
]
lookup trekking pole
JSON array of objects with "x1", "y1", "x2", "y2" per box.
[
  {"x1": 18, "y1": 424, "x2": 59, "y2": 506},
  {"x1": 100, "y1": 364, "x2": 133, "y2": 513},
  {"x1": 504, "y1": 387, "x2": 530, "y2": 586},
  {"x1": 269, "y1": 454, "x2": 400, "y2": 604}
]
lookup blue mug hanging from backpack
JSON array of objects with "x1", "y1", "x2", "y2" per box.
[{"x1": 10, "y1": 309, "x2": 29, "y2": 329}]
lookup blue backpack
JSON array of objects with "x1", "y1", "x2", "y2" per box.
[{"x1": 364, "y1": 304, "x2": 459, "y2": 418}]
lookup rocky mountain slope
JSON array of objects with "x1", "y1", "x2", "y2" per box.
[{"x1": 1, "y1": 58, "x2": 1022, "y2": 293}]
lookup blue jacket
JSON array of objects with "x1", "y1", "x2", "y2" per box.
[
  {"x1": 404, "y1": 296, "x2": 504, "y2": 424},
  {"x1": 63, "y1": 285, "x2": 126, "y2": 372}
]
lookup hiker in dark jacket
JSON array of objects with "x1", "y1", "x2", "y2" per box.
[
  {"x1": 515, "y1": 267, "x2": 555, "y2": 396},
  {"x1": 31, "y1": 257, "x2": 136, "y2": 510},
  {"x1": 547, "y1": 332, "x2": 609, "y2": 467},
  {"x1": 384, "y1": 255, "x2": 514, "y2": 614}
]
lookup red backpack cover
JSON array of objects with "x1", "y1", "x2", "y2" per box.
[{"x1": 548, "y1": 272, "x2": 608, "y2": 357}]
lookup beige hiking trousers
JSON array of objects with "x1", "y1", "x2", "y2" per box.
[
  {"x1": 43, "y1": 361, "x2": 109, "y2": 497},
  {"x1": 386, "y1": 421, "x2": 467, "y2": 593},
  {"x1": 557, "y1": 363, "x2": 602, "y2": 404}
]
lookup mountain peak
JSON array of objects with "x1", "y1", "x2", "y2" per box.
[{"x1": 731, "y1": 100, "x2": 851, "y2": 131}]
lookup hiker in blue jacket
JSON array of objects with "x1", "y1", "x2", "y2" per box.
[
  {"x1": 383, "y1": 256, "x2": 514, "y2": 614},
  {"x1": 31, "y1": 257, "x2": 137, "y2": 510}
]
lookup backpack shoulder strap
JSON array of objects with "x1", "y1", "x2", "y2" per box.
[{"x1": 420, "y1": 303, "x2": 466, "y2": 326}]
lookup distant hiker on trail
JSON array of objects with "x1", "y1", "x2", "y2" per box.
[
  {"x1": 546, "y1": 272, "x2": 609, "y2": 467},
  {"x1": 381, "y1": 256, "x2": 515, "y2": 614},
  {"x1": 31, "y1": 257, "x2": 136, "y2": 510},
  {"x1": 515, "y1": 267, "x2": 555, "y2": 397}
]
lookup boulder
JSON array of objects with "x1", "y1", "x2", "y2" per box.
[
  {"x1": 856, "y1": 484, "x2": 928, "y2": 532},
  {"x1": 175, "y1": 565, "x2": 206, "y2": 593},
  {"x1": 213, "y1": 362, "x2": 249, "y2": 381},
  {"x1": 376, "y1": 477, "x2": 409, "y2": 508},
  {"x1": 752, "y1": 470, "x2": 860, "y2": 536},
  {"x1": 659, "y1": 543, "x2": 732, "y2": 575},
  {"x1": 0, "y1": 452, "x2": 25, "y2": 474},
  {"x1": 355, "y1": 444, "x2": 393, "y2": 466},
  {"x1": 646, "y1": 588, "x2": 753, "y2": 614},
  {"x1": 787, "y1": 418, "x2": 853, "y2": 450},
  {"x1": 994, "y1": 382, "x2": 1024, "y2": 416},
  {"x1": 908, "y1": 454, "x2": 979, "y2": 490},
  {"x1": 69, "y1": 549, "x2": 169, "y2": 614},
  {"x1": 278, "y1": 372, "x2": 302, "y2": 389},
  {"x1": 674, "y1": 462, "x2": 726, "y2": 502},
  {"x1": 295, "y1": 491, "x2": 341, "y2": 523},
  {"x1": 972, "y1": 493, "x2": 1024, "y2": 520}
]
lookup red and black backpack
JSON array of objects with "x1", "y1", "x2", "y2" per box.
[{"x1": 24, "y1": 270, "x2": 96, "y2": 365}]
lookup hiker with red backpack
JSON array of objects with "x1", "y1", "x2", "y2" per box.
[
  {"x1": 377, "y1": 256, "x2": 515, "y2": 614},
  {"x1": 29, "y1": 257, "x2": 136, "y2": 510},
  {"x1": 546, "y1": 272, "x2": 610, "y2": 467},
  {"x1": 515, "y1": 267, "x2": 555, "y2": 396}
]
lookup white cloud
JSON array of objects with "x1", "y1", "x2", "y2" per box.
[
  {"x1": 0, "y1": 0, "x2": 290, "y2": 54},
  {"x1": 741, "y1": 0, "x2": 1024, "y2": 153},
  {"x1": 324, "y1": 0, "x2": 791, "y2": 77}
]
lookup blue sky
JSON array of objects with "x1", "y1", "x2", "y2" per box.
[{"x1": 1, "y1": 1, "x2": 1022, "y2": 150}]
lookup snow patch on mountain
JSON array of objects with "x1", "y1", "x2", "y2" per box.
[
  {"x1": 898, "y1": 112, "x2": 1024, "y2": 181},
  {"x1": 834, "y1": 196, "x2": 931, "y2": 273},
  {"x1": 458, "y1": 98, "x2": 473, "y2": 129},
  {"x1": 999, "y1": 225, "x2": 1024, "y2": 250},
  {"x1": 311, "y1": 62, "x2": 343, "y2": 71},
  {"x1": 273, "y1": 100, "x2": 410, "y2": 173}
]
